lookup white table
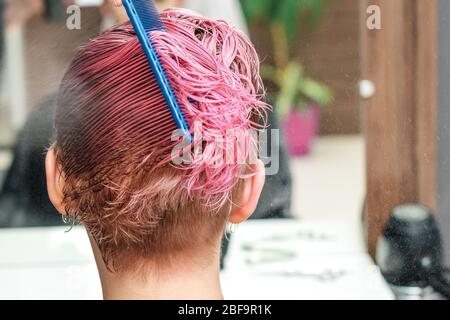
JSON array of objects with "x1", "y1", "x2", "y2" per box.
[
  {"x1": 221, "y1": 218, "x2": 394, "y2": 300},
  {"x1": 0, "y1": 226, "x2": 101, "y2": 299},
  {"x1": 0, "y1": 219, "x2": 394, "y2": 300}
]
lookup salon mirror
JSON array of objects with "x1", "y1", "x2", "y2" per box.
[{"x1": 0, "y1": 0, "x2": 447, "y2": 300}]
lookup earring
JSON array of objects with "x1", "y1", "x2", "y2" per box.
[
  {"x1": 227, "y1": 223, "x2": 238, "y2": 234},
  {"x1": 62, "y1": 214, "x2": 71, "y2": 224}
]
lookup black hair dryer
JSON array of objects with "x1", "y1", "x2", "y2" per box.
[{"x1": 376, "y1": 204, "x2": 450, "y2": 299}]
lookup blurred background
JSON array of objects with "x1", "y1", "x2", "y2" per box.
[{"x1": 0, "y1": 0, "x2": 449, "y2": 300}]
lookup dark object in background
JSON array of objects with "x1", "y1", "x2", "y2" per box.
[
  {"x1": 377, "y1": 204, "x2": 450, "y2": 299},
  {"x1": 0, "y1": 0, "x2": 62, "y2": 226},
  {"x1": 44, "y1": 0, "x2": 66, "y2": 21},
  {"x1": 252, "y1": 109, "x2": 292, "y2": 219},
  {"x1": 0, "y1": 0, "x2": 4, "y2": 65},
  {"x1": 0, "y1": 96, "x2": 61, "y2": 228}
]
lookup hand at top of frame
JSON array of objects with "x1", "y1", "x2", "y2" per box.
[
  {"x1": 108, "y1": 0, "x2": 184, "y2": 7},
  {"x1": 4, "y1": 0, "x2": 44, "y2": 27},
  {"x1": 109, "y1": 0, "x2": 122, "y2": 6}
]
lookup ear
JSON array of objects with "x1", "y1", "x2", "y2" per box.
[
  {"x1": 229, "y1": 159, "x2": 265, "y2": 224},
  {"x1": 45, "y1": 147, "x2": 66, "y2": 215}
]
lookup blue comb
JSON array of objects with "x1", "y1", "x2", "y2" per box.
[{"x1": 122, "y1": 0, "x2": 192, "y2": 141}]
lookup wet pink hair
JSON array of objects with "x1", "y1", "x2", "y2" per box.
[{"x1": 54, "y1": 8, "x2": 267, "y2": 269}]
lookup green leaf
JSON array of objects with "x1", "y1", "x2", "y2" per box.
[
  {"x1": 240, "y1": 0, "x2": 275, "y2": 21},
  {"x1": 301, "y1": 0, "x2": 326, "y2": 28},
  {"x1": 299, "y1": 78, "x2": 333, "y2": 107},
  {"x1": 273, "y1": 0, "x2": 327, "y2": 50},
  {"x1": 239, "y1": 0, "x2": 335, "y2": 118},
  {"x1": 260, "y1": 64, "x2": 280, "y2": 84},
  {"x1": 275, "y1": 62, "x2": 304, "y2": 119},
  {"x1": 274, "y1": 0, "x2": 302, "y2": 49},
  {"x1": 308, "y1": 0, "x2": 326, "y2": 28}
]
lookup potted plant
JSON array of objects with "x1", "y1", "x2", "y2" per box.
[{"x1": 240, "y1": 0, "x2": 333, "y2": 156}]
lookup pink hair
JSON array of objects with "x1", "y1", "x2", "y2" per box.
[{"x1": 54, "y1": 8, "x2": 268, "y2": 268}]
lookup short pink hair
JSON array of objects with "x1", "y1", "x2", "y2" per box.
[{"x1": 54, "y1": 8, "x2": 267, "y2": 270}]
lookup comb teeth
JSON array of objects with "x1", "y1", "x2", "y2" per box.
[
  {"x1": 126, "y1": 0, "x2": 165, "y2": 31},
  {"x1": 123, "y1": 0, "x2": 192, "y2": 141}
]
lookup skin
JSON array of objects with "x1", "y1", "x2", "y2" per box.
[
  {"x1": 45, "y1": 148, "x2": 265, "y2": 299},
  {"x1": 96, "y1": 1, "x2": 185, "y2": 25},
  {"x1": 109, "y1": 0, "x2": 184, "y2": 8},
  {"x1": 3, "y1": 0, "x2": 183, "y2": 28},
  {"x1": 110, "y1": 1, "x2": 183, "y2": 7},
  {"x1": 4, "y1": 0, "x2": 44, "y2": 27}
]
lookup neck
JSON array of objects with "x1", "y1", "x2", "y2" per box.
[{"x1": 90, "y1": 238, "x2": 223, "y2": 300}]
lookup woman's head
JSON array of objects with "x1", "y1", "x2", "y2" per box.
[{"x1": 46, "y1": 8, "x2": 267, "y2": 272}]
